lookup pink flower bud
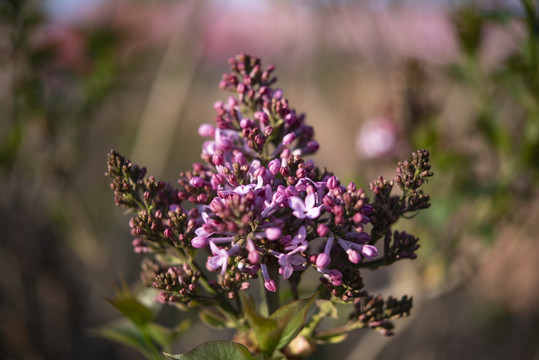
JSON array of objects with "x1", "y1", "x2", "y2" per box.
[
  {"x1": 316, "y1": 253, "x2": 331, "y2": 269},
  {"x1": 264, "y1": 279, "x2": 277, "y2": 292},
  {"x1": 164, "y1": 228, "x2": 172, "y2": 238},
  {"x1": 240, "y1": 118, "x2": 252, "y2": 129},
  {"x1": 265, "y1": 227, "x2": 282, "y2": 241},
  {"x1": 254, "y1": 111, "x2": 269, "y2": 124},
  {"x1": 361, "y1": 245, "x2": 378, "y2": 258},
  {"x1": 210, "y1": 198, "x2": 225, "y2": 213},
  {"x1": 191, "y1": 236, "x2": 208, "y2": 248},
  {"x1": 234, "y1": 152, "x2": 247, "y2": 165},
  {"x1": 273, "y1": 88, "x2": 283, "y2": 99},
  {"x1": 326, "y1": 176, "x2": 338, "y2": 190},
  {"x1": 227, "y1": 96, "x2": 238, "y2": 107},
  {"x1": 240, "y1": 282, "x2": 250, "y2": 290},
  {"x1": 317, "y1": 224, "x2": 329, "y2": 237},
  {"x1": 283, "y1": 132, "x2": 296, "y2": 146},
  {"x1": 353, "y1": 212, "x2": 363, "y2": 224},
  {"x1": 212, "y1": 153, "x2": 224, "y2": 166},
  {"x1": 189, "y1": 176, "x2": 204, "y2": 188},
  {"x1": 264, "y1": 126, "x2": 273, "y2": 136},
  {"x1": 198, "y1": 124, "x2": 215, "y2": 138},
  {"x1": 254, "y1": 167, "x2": 266, "y2": 178},
  {"x1": 269, "y1": 159, "x2": 280, "y2": 175},
  {"x1": 280, "y1": 148, "x2": 290, "y2": 159},
  {"x1": 284, "y1": 112, "x2": 296, "y2": 125},
  {"x1": 347, "y1": 250, "x2": 361, "y2": 264},
  {"x1": 306, "y1": 140, "x2": 319, "y2": 153}
]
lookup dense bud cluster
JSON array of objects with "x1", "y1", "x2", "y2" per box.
[
  {"x1": 350, "y1": 295, "x2": 413, "y2": 336},
  {"x1": 106, "y1": 54, "x2": 432, "y2": 339},
  {"x1": 153, "y1": 264, "x2": 200, "y2": 303}
]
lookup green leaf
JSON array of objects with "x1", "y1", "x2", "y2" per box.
[
  {"x1": 199, "y1": 310, "x2": 228, "y2": 329},
  {"x1": 107, "y1": 295, "x2": 154, "y2": 327},
  {"x1": 163, "y1": 341, "x2": 254, "y2": 360},
  {"x1": 147, "y1": 320, "x2": 190, "y2": 350},
  {"x1": 269, "y1": 293, "x2": 318, "y2": 350},
  {"x1": 94, "y1": 319, "x2": 157, "y2": 359},
  {"x1": 240, "y1": 294, "x2": 283, "y2": 356}
]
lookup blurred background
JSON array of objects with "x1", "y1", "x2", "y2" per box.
[{"x1": 1, "y1": 0, "x2": 539, "y2": 359}]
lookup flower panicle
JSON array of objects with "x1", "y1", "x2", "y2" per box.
[{"x1": 106, "y1": 54, "x2": 432, "y2": 343}]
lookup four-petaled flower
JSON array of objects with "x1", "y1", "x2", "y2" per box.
[
  {"x1": 288, "y1": 193, "x2": 323, "y2": 219},
  {"x1": 207, "y1": 241, "x2": 229, "y2": 274}
]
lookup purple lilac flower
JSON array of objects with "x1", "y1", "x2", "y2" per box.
[{"x1": 288, "y1": 193, "x2": 323, "y2": 219}]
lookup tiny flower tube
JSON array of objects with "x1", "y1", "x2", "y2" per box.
[
  {"x1": 261, "y1": 263, "x2": 276, "y2": 292},
  {"x1": 246, "y1": 238, "x2": 260, "y2": 264},
  {"x1": 316, "y1": 236, "x2": 334, "y2": 269},
  {"x1": 190, "y1": 176, "x2": 204, "y2": 188},
  {"x1": 337, "y1": 238, "x2": 378, "y2": 261}
]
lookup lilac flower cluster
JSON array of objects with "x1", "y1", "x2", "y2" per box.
[
  {"x1": 169, "y1": 54, "x2": 381, "y2": 295},
  {"x1": 106, "y1": 55, "x2": 432, "y2": 338}
]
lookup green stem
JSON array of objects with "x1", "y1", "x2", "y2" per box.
[
  {"x1": 522, "y1": 0, "x2": 539, "y2": 95},
  {"x1": 301, "y1": 304, "x2": 333, "y2": 339},
  {"x1": 187, "y1": 258, "x2": 240, "y2": 322},
  {"x1": 313, "y1": 322, "x2": 366, "y2": 341}
]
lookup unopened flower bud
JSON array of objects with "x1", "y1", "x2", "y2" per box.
[
  {"x1": 316, "y1": 253, "x2": 331, "y2": 269},
  {"x1": 264, "y1": 279, "x2": 277, "y2": 292},
  {"x1": 212, "y1": 153, "x2": 224, "y2": 166},
  {"x1": 327, "y1": 176, "x2": 338, "y2": 190},
  {"x1": 306, "y1": 140, "x2": 319, "y2": 153},
  {"x1": 264, "y1": 126, "x2": 273, "y2": 137},
  {"x1": 234, "y1": 152, "x2": 247, "y2": 165},
  {"x1": 283, "y1": 132, "x2": 296, "y2": 146},
  {"x1": 317, "y1": 224, "x2": 329, "y2": 237},
  {"x1": 190, "y1": 176, "x2": 204, "y2": 188},
  {"x1": 265, "y1": 227, "x2": 282, "y2": 241},
  {"x1": 269, "y1": 159, "x2": 280, "y2": 175},
  {"x1": 198, "y1": 124, "x2": 215, "y2": 138},
  {"x1": 254, "y1": 167, "x2": 266, "y2": 178},
  {"x1": 353, "y1": 212, "x2": 363, "y2": 223}
]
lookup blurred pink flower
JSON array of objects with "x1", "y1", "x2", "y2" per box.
[{"x1": 356, "y1": 117, "x2": 399, "y2": 159}]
